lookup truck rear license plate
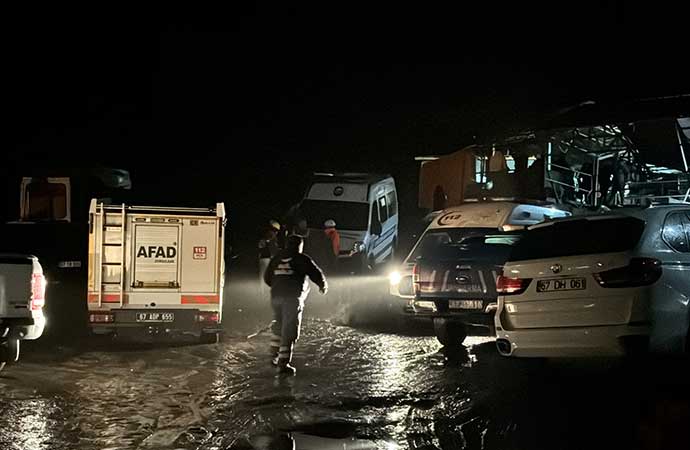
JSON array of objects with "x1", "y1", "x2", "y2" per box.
[
  {"x1": 136, "y1": 312, "x2": 175, "y2": 323},
  {"x1": 536, "y1": 278, "x2": 586, "y2": 293},
  {"x1": 449, "y1": 300, "x2": 483, "y2": 309}
]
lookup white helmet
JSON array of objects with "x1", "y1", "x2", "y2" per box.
[{"x1": 324, "y1": 219, "x2": 336, "y2": 228}]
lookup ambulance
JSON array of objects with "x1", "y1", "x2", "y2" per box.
[
  {"x1": 86, "y1": 200, "x2": 226, "y2": 343},
  {"x1": 299, "y1": 173, "x2": 398, "y2": 272}
]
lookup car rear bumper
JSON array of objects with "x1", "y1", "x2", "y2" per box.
[{"x1": 495, "y1": 323, "x2": 651, "y2": 357}]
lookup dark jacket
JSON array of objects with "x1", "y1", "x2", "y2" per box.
[{"x1": 264, "y1": 250, "x2": 327, "y2": 302}]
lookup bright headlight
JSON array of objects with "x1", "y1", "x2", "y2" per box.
[{"x1": 389, "y1": 271, "x2": 402, "y2": 285}]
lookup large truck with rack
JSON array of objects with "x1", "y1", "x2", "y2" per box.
[{"x1": 87, "y1": 200, "x2": 226, "y2": 343}]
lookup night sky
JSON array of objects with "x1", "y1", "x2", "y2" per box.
[{"x1": 5, "y1": 10, "x2": 688, "y2": 244}]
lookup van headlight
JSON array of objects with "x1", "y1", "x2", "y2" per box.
[
  {"x1": 352, "y1": 241, "x2": 366, "y2": 254},
  {"x1": 389, "y1": 271, "x2": 402, "y2": 286}
]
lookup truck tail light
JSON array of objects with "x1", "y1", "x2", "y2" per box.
[
  {"x1": 496, "y1": 275, "x2": 532, "y2": 295},
  {"x1": 89, "y1": 312, "x2": 114, "y2": 323},
  {"x1": 195, "y1": 311, "x2": 219, "y2": 323},
  {"x1": 412, "y1": 263, "x2": 420, "y2": 295},
  {"x1": 31, "y1": 273, "x2": 46, "y2": 310},
  {"x1": 593, "y1": 258, "x2": 662, "y2": 288}
]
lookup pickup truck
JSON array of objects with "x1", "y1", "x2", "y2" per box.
[
  {"x1": 0, "y1": 254, "x2": 46, "y2": 371},
  {"x1": 410, "y1": 231, "x2": 522, "y2": 347}
]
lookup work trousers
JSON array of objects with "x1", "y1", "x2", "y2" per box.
[{"x1": 270, "y1": 296, "x2": 304, "y2": 367}]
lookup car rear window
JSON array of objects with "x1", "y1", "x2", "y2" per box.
[
  {"x1": 509, "y1": 217, "x2": 645, "y2": 261},
  {"x1": 410, "y1": 228, "x2": 523, "y2": 262}
]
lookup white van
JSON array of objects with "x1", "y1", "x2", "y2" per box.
[
  {"x1": 390, "y1": 201, "x2": 571, "y2": 298},
  {"x1": 299, "y1": 173, "x2": 398, "y2": 272}
]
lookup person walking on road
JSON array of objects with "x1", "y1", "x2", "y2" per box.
[{"x1": 264, "y1": 235, "x2": 327, "y2": 375}]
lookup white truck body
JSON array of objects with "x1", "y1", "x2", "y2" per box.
[
  {"x1": 87, "y1": 200, "x2": 225, "y2": 341},
  {"x1": 0, "y1": 254, "x2": 46, "y2": 370}
]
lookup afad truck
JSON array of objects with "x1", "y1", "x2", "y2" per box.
[{"x1": 87, "y1": 200, "x2": 226, "y2": 343}]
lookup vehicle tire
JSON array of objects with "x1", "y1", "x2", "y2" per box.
[
  {"x1": 199, "y1": 332, "x2": 220, "y2": 345},
  {"x1": 433, "y1": 318, "x2": 467, "y2": 348}
]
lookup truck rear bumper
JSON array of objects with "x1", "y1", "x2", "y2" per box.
[
  {"x1": 403, "y1": 299, "x2": 496, "y2": 323},
  {"x1": 88, "y1": 308, "x2": 221, "y2": 340},
  {"x1": 90, "y1": 323, "x2": 222, "y2": 340},
  {"x1": 1, "y1": 315, "x2": 45, "y2": 340}
]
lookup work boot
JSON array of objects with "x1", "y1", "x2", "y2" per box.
[
  {"x1": 277, "y1": 363, "x2": 297, "y2": 375},
  {"x1": 270, "y1": 355, "x2": 280, "y2": 367}
]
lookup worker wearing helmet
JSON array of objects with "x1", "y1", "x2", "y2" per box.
[
  {"x1": 324, "y1": 219, "x2": 341, "y2": 266},
  {"x1": 264, "y1": 235, "x2": 327, "y2": 375}
]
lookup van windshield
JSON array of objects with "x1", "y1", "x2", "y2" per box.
[
  {"x1": 299, "y1": 200, "x2": 370, "y2": 231},
  {"x1": 409, "y1": 228, "x2": 522, "y2": 261}
]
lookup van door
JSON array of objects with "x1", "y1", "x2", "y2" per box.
[{"x1": 371, "y1": 192, "x2": 396, "y2": 263}]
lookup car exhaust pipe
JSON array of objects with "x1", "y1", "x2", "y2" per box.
[{"x1": 496, "y1": 338, "x2": 512, "y2": 356}]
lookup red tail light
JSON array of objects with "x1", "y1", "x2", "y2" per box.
[
  {"x1": 593, "y1": 258, "x2": 662, "y2": 288},
  {"x1": 195, "y1": 311, "x2": 220, "y2": 323},
  {"x1": 412, "y1": 263, "x2": 420, "y2": 295},
  {"x1": 496, "y1": 275, "x2": 532, "y2": 295},
  {"x1": 30, "y1": 273, "x2": 46, "y2": 310}
]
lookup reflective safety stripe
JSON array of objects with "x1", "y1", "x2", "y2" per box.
[
  {"x1": 88, "y1": 293, "x2": 126, "y2": 303},
  {"x1": 181, "y1": 295, "x2": 220, "y2": 304}
]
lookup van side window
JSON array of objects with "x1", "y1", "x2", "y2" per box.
[
  {"x1": 378, "y1": 196, "x2": 388, "y2": 222},
  {"x1": 386, "y1": 191, "x2": 397, "y2": 217},
  {"x1": 662, "y1": 212, "x2": 690, "y2": 253}
]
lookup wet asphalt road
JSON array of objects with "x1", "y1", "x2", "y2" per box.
[{"x1": 2, "y1": 274, "x2": 689, "y2": 450}]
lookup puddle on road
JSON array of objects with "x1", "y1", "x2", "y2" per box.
[{"x1": 237, "y1": 432, "x2": 396, "y2": 449}]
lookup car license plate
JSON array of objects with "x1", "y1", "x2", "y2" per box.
[
  {"x1": 449, "y1": 300, "x2": 483, "y2": 309},
  {"x1": 135, "y1": 312, "x2": 175, "y2": 323},
  {"x1": 536, "y1": 278, "x2": 586, "y2": 293}
]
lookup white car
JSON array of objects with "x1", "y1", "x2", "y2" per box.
[{"x1": 495, "y1": 213, "x2": 663, "y2": 357}]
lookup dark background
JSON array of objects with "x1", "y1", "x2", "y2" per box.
[{"x1": 4, "y1": 10, "x2": 688, "y2": 255}]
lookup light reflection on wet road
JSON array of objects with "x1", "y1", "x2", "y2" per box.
[{"x1": 1, "y1": 275, "x2": 689, "y2": 449}]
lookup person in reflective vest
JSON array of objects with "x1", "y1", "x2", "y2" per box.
[{"x1": 264, "y1": 235, "x2": 327, "y2": 375}]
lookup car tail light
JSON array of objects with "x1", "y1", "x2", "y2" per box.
[
  {"x1": 593, "y1": 258, "x2": 662, "y2": 288},
  {"x1": 412, "y1": 263, "x2": 420, "y2": 295},
  {"x1": 195, "y1": 311, "x2": 220, "y2": 323},
  {"x1": 89, "y1": 312, "x2": 114, "y2": 323},
  {"x1": 30, "y1": 273, "x2": 46, "y2": 310},
  {"x1": 496, "y1": 275, "x2": 532, "y2": 295}
]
